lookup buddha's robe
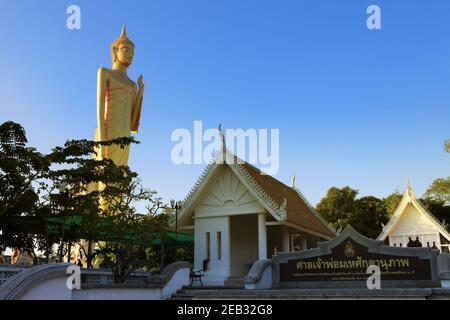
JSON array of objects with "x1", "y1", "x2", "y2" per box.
[{"x1": 95, "y1": 72, "x2": 141, "y2": 166}]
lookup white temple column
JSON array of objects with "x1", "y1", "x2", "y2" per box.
[
  {"x1": 258, "y1": 213, "x2": 267, "y2": 260},
  {"x1": 282, "y1": 226, "x2": 290, "y2": 252}
]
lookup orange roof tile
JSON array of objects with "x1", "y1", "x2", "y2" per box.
[{"x1": 241, "y1": 162, "x2": 335, "y2": 238}]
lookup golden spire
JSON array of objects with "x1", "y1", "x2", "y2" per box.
[
  {"x1": 111, "y1": 24, "x2": 134, "y2": 48},
  {"x1": 121, "y1": 24, "x2": 127, "y2": 37}
]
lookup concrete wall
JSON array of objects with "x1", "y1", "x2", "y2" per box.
[
  {"x1": 0, "y1": 262, "x2": 190, "y2": 300},
  {"x1": 0, "y1": 266, "x2": 24, "y2": 285},
  {"x1": 194, "y1": 216, "x2": 230, "y2": 285},
  {"x1": 230, "y1": 215, "x2": 258, "y2": 277},
  {"x1": 73, "y1": 287, "x2": 161, "y2": 300},
  {"x1": 0, "y1": 264, "x2": 72, "y2": 300},
  {"x1": 21, "y1": 276, "x2": 72, "y2": 300},
  {"x1": 74, "y1": 264, "x2": 190, "y2": 300}
]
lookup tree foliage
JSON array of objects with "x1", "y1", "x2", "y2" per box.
[
  {"x1": 420, "y1": 198, "x2": 450, "y2": 229},
  {"x1": 424, "y1": 177, "x2": 450, "y2": 206},
  {"x1": 315, "y1": 186, "x2": 358, "y2": 229},
  {"x1": 382, "y1": 191, "x2": 403, "y2": 217},
  {"x1": 93, "y1": 179, "x2": 168, "y2": 283},
  {"x1": 316, "y1": 187, "x2": 390, "y2": 239},
  {"x1": 0, "y1": 121, "x2": 180, "y2": 282},
  {"x1": 316, "y1": 186, "x2": 397, "y2": 238},
  {"x1": 316, "y1": 181, "x2": 450, "y2": 239},
  {"x1": 422, "y1": 177, "x2": 450, "y2": 228},
  {"x1": 0, "y1": 121, "x2": 49, "y2": 261}
]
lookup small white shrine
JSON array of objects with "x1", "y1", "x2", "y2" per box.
[{"x1": 378, "y1": 180, "x2": 450, "y2": 253}]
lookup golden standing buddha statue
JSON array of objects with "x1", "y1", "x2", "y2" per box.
[
  {"x1": 95, "y1": 25, "x2": 144, "y2": 165},
  {"x1": 80, "y1": 29, "x2": 143, "y2": 263}
]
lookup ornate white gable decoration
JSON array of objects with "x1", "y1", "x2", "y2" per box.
[{"x1": 378, "y1": 180, "x2": 450, "y2": 242}]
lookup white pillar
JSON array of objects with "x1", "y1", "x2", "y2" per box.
[
  {"x1": 258, "y1": 213, "x2": 267, "y2": 260},
  {"x1": 282, "y1": 226, "x2": 290, "y2": 252}
]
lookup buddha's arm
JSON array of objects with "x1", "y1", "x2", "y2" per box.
[
  {"x1": 131, "y1": 76, "x2": 144, "y2": 134},
  {"x1": 96, "y1": 68, "x2": 108, "y2": 141}
]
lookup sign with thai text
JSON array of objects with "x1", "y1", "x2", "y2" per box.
[
  {"x1": 273, "y1": 226, "x2": 439, "y2": 288},
  {"x1": 279, "y1": 239, "x2": 432, "y2": 282}
]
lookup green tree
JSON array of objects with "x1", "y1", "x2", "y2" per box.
[
  {"x1": 420, "y1": 198, "x2": 450, "y2": 231},
  {"x1": 421, "y1": 177, "x2": 450, "y2": 231},
  {"x1": 45, "y1": 134, "x2": 175, "y2": 282},
  {"x1": 0, "y1": 121, "x2": 49, "y2": 262},
  {"x1": 382, "y1": 191, "x2": 403, "y2": 216},
  {"x1": 354, "y1": 196, "x2": 389, "y2": 239},
  {"x1": 316, "y1": 186, "x2": 358, "y2": 231},
  {"x1": 0, "y1": 121, "x2": 172, "y2": 276},
  {"x1": 316, "y1": 186, "x2": 390, "y2": 238},
  {"x1": 93, "y1": 178, "x2": 168, "y2": 283},
  {"x1": 43, "y1": 137, "x2": 137, "y2": 265},
  {"x1": 424, "y1": 177, "x2": 450, "y2": 205}
]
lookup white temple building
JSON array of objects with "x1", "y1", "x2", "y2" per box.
[
  {"x1": 377, "y1": 181, "x2": 450, "y2": 253},
  {"x1": 173, "y1": 151, "x2": 335, "y2": 285}
]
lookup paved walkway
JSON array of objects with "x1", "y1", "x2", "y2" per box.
[{"x1": 170, "y1": 287, "x2": 450, "y2": 300}]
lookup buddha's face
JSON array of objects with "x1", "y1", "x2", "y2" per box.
[{"x1": 115, "y1": 43, "x2": 134, "y2": 67}]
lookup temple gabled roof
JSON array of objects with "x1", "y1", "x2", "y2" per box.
[
  {"x1": 238, "y1": 162, "x2": 335, "y2": 238},
  {"x1": 174, "y1": 150, "x2": 335, "y2": 239},
  {"x1": 377, "y1": 181, "x2": 450, "y2": 242}
]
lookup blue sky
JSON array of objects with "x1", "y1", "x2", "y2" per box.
[{"x1": 0, "y1": 0, "x2": 449, "y2": 208}]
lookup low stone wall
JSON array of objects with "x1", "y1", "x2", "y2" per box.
[
  {"x1": 0, "y1": 265, "x2": 25, "y2": 285},
  {"x1": 81, "y1": 268, "x2": 150, "y2": 285},
  {"x1": 76, "y1": 262, "x2": 191, "y2": 300},
  {"x1": 0, "y1": 262, "x2": 191, "y2": 300},
  {"x1": 73, "y1": 283, "x2": 166, "y2": 300},
  {"x1": 0, "y1": 264, "x2": 72, "y2": 300},
  {"x1": 438, "y1": 253, "x2": 450, "y2": 288}
]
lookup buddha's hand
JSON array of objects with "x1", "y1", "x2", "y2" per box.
[{"x1": 137, "y1": 75, "x2": 144, "y2": 92}]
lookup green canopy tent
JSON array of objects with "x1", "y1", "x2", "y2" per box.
[
  {"x1": 47, "y1": 215, "x2": 194, "y2": 269},
  {"x1": 47, "y1": 215, "x2": 193, "y2": 244},
  {"x1": 151, "y1": 231, "x2": 194, "y2": 245}
]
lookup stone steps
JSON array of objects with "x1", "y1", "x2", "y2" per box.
[
  {"x1": 223, "y1": 276, "x2": 244, "y2": 289},
  {"x1": 169, "y1": 288, "x2": 450, "y2": 300}
]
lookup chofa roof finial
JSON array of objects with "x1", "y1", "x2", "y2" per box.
[
  {"x1": 218, "y1": 124, "x2": 226, "y2": 163},
  {"x1": 292, "y1": 173, "x2": 296, "y2": 189}
]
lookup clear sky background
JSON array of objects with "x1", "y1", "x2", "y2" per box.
[{"x1": 0, "y1": 0, "x2": 449, "y2": 209}]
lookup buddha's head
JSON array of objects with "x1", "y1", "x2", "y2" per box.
[{"x1": 111, "y1": 25, "x2": 135, "y2": 67}]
